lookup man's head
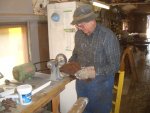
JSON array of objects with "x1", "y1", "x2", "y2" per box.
[{"x1": 71, "y1": 4, "x2": 97, "y2": 35}]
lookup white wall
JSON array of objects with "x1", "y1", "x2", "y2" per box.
[
  {"x1": 47, "y1": 2, "x2": 79, "y2": 113},
  {"x1": 0, "y1": 0, "x2": 33, "y2": 14}
]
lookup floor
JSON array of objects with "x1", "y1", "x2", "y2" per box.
[{"x1": 120, "y1": 46, "x2": 150, "y2": 113}]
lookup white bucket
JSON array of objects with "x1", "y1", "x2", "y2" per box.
[{"x1": 17, "y1": 84, "x2": 32, "y2": 105}]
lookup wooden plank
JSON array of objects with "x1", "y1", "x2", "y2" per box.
[
  {"x1": 68, "y1": 97, "x2": 88, "y2": 113},
  {"x1": 52, "y1": 94, "x2": 60, "y2": 113},
  {"x1": 18, "y1": 77, "x2": 72, "y2": 113}
]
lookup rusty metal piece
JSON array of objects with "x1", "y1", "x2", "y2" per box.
[
  {"x1": 0, "y1": 98, "x2": 17, "y2": 112},
  {"x1": 60, "y1": 61, "x2": 81, "y2": 76}
]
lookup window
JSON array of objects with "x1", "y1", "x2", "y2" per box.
[
  {"x1": 0, "y1": 24, "x2": 29, "y2": 82},
  {"x1": 122, "y1": 20, "x2": 128, "y2": 31}
]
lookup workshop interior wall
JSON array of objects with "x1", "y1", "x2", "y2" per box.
[
  {"x1": 128, "y1": 14, "x2": 147, "y2": 33},
  {"x1": 0, "y1": 0, "x2": 48, "y2": 64},
  {"x1": 0, "y1": 0, "x2": 33, "y2": 14}
]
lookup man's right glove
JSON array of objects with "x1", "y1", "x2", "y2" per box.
[{"x1": 75, "y1": 66, "x2": 96, "y2": 80}]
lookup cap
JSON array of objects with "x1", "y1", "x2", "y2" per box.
[{"x1": 71, "y1": 4, "x2": 97, "y2": 25}]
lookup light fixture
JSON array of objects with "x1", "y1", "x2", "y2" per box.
[{"x1": 91, "y1": 0, "x2": 110, "y2": 10}]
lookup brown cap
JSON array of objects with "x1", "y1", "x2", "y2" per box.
[{"x1": 71, "y1": 4, "x2": 97, "y2": 25}]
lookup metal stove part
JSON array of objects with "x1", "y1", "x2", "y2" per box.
[
  {"x1": 47, "y1": 53, "x2": 67, "y2": 81},
  {"x1": 55, "y1": 53, "x2": 67, "y2": 68},
  {"x1": 5, "y1": 80, "x2": 22, "y2": 85},
  {"x1": 47, "y1": 59, "x2": 56, "y2": 69}
]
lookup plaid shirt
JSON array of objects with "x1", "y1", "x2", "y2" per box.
[{"x1": 69, "y1": 24, "x2": 120, "y2": 75}]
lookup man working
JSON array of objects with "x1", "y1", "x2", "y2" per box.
[{"x1": 69, "y1": 4, "x2": 120, "y2": 113}]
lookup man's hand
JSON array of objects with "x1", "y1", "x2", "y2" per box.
[{"x1": 75, "y1": 66, "x2": 96, "y2": 80}]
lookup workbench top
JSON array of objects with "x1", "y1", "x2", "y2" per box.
[{"x1": 0, "y1": 72, "x2": 73, "y2": 113}]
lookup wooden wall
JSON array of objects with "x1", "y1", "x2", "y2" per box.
[{"x1": 128, "y1": 13, "x2": 147, "y2": 33}]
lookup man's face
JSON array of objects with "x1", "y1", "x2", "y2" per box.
[{"x1": 75, "y1": 20, "x2": 96, "y2": 36}]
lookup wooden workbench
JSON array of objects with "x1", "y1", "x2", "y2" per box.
[{"x1": 3, "y1": 73, "x2": 73, "y2": 113}]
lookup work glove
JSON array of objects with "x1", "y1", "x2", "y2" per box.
[
  {"x1": 75, "y1": 66, "x2": 96, "y2": 80},
  {"x1": 60, "y1": 61, "x2": 81, "y2": 78}
]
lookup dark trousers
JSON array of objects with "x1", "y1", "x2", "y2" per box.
[{"x1": 76, "y1": 74, "x2": 114, "y2": 113}]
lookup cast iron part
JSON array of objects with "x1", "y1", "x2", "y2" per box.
[{"x1": 47, "y1": 53, "x2": 67, "y2": 81}]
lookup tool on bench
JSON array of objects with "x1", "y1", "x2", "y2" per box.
[
  {"x1": 47, "y1": 53, "x2": 67, "y2": 81},
  {"x1": 5, "y1": 79, "x2": 22, "y2": 85},
  {"x1": 12, "y1": 62, "x2": 35, "y2": 82}
]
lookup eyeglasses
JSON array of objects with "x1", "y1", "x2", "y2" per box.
[{"x1": 75, "y1": 23, "x2": 86, "y2": 30}]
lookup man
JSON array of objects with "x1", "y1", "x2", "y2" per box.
[{"x1": 69, "y1": 4, "x2": 120, "y2": 113}]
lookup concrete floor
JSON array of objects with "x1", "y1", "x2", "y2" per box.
[{"x1": 120, "y1": 46, "x2": 150, "y2": 113}]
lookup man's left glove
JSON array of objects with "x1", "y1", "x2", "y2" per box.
[
  {"x1": 60, "y1": 61, "x2": 81, "y2": 78},
  {"x1": 75, "y1": 66, "x2": 96, "y2": 80}
]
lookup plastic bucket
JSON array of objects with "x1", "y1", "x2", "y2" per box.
[{"x1": 17, "y1": 84, "x2": 32, "y2": 105}]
